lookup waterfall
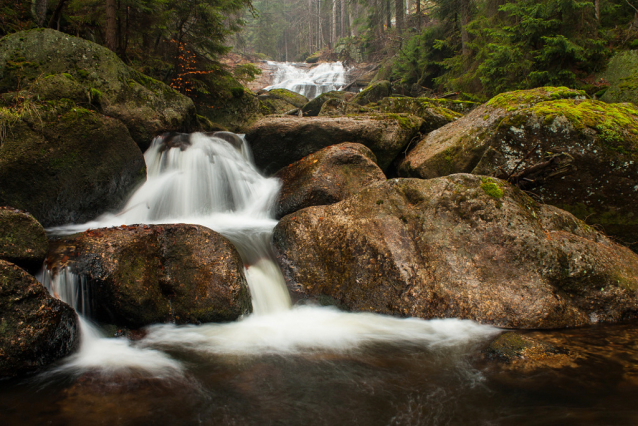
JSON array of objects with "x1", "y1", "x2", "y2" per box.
[
  {"x1": 263, "y1": 61, "x2": 348, "y2": 99},
  {"x1": 40, "y1": 132, "x2": 496, "y2": 373}
]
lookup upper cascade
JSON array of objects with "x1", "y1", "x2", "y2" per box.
[{"x1": 263, "y1": 61, "x2": 348, "y2": 99}]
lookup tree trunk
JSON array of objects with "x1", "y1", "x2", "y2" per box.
[
  {"x1": 595, "y1": 0, "x2": 600, "y2": 21},
  {"x1": 460, "y1": 0, "x2": 470, "y2": 56},
  {"x1": 341, "y1": 0, "x2": 347, "y2": 38},
  {"x1": 48, "y1": 0, "x2": 68, "y2": 30},
  {"x1": 105, "y1": 0, "x2": 117, "y2": 52},
  {"x1": 416, "y1": 0, "x2": 420, "y2": 29},
  {"x1": 330, "y1": 0, "x2": 337, "y2": 46},
  {"x1": 386, "y1": 0, "x2": 391, "y2": 29},
  {"x1": 395, "y1": 0, "x2": 404, "y2": 33},
  {"x1": 31, "y1": 0, "x2": 47, "y2": 26}
]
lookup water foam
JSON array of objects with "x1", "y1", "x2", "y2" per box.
[{"x1": 264, "y1": 61, "x2": 348, "y2": 99}]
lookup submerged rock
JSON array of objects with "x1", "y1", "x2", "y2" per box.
[
  {"x1": 245, "y1": 114, "x2": 423, "y2": 174},
  {"x1": 397, "y1": 87, "x2": 638, "y2": 250},
  {"x1": 274, "y1": 143, "x2": 386, "y2": 219},
  {"x1": 0, "y1": 99, "x2": 146, "y2": 227},
  {"x1": 48, "y1": 224, "x2": 251, "y2": 328},
  {"x1": 483, "y1": 332, "x2": 565, "y2": 363},
  {"x1": 0, "y1": 28, "x2": 197, "y2": 150},
  {"x1": 0, "y1": 260, "x2": 79, "y2": 379},
  {"x1": 0, "y1": 207, "x2": 47, "y2": 272},
  {"x1": 273, "y1": 174, "x2": 638, "y2": 329}
]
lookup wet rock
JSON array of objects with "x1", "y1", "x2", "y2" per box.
[
  {"x1": 600, "y1": 50, "x2": 638, "y2": 106},
  {"x1": 245, "y1": 114, "x2": 424, "y2": 174},
  {"x1": 301, "y1": 91, "x2": 354, "y2": 116},
  {"x1": 48, "y1": 224, "x2": 251, "y2": 328},
  {"x1": 0, "y1": 99, "x2": 146, "y2": 227},
  {"x1": 0, "y1": 259, "x2": 79, "y2": 379},
  {"x1": 198, "y1": 90, "x2": 265, "y2": 133},
  {"x1": 0, "y1": 207, "x2": 47, "y2": 272},
  {"x1": 397, "y1": 87, "x2": 638, "y2": 250},
  {"x1": 0, "y1": 29, "x2": 197, "y2": 151},
  {"x1": 274, "y1": 143, "x2": 386, "y2": 219},
  {"x1": 272, "y1": 174, "x2": 638, "y2": 329},
  {"x1": 351, "y1": 80, "x2": 392, "y2": 106}
]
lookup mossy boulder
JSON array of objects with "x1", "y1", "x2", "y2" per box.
[
  {"x1": 259, "y1": 93, "x2": 299, "y2": 115},
  {"x1": 0, "y1": 259, "x2": 79, "y2": 379},
  {"x1": 273, "y1": 174, "x2": 638, "y2": 328},
  {"x1": 266, "y1": 88, "x2": 308, "y2": 108},
  {"x1": 317, "y1": 98, "x2": 373, "y2": 116},
  {"x1": 245, "y1": 114, "x2": 424, "y2": 175},
  {"x1": 351, "y1": 80, "x2": 392, "y2": 106},
  {"x1": 374, "y1": 97, "x2": 463, "y2": 134},
  {"x1": 398, "y1": 87, "x2": 638, "y2": 250},
  {"x1": 47, "y1": 224, "x2": 251, "y2": 328},
  {"x1": 274, "y1": 142, "x2": 386, "y2": 219},
  {"x1": 301, "y1": 90, "x2": 353, "y2": 116},
  {"x1": 196, "y1": 91, "x2": 265, "y2": 133},
  {"x1": 0, "y1": 29, "x2": 197, "y2": 150},
  {"x1": 0, "y1": 207, "x2": 47, "y2": 272},
  {"x1": 600, "y1": 50, "x2": 638, "y2": 106},
  {"x1": 0, "y1": 97, "x2": 146, "y2": 227}
]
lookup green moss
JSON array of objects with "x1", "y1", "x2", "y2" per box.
[
  {"x1": 77, "y1": 69, "x2": 90, "y2": 79},
  {"x1": 481, "y1": 177, "x2": 504, "y2": 199},
  {"x1": 62, "y1": 73, "x2": 75, "y2": 81},
  {"x1": 531, "y1": 100, "x2": 638, "y2": 152},
  {"x1": 88, "y1": 88, "x2": 102, "y2": 103},
  {"x1": 487, "y1": 87, "x2": 587, "y2": 111}
]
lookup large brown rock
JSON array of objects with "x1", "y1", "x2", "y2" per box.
[
  {"x1": 272, "y1": 174, "x2": 638, "y2": 329},
  {"x1": 274, "y1": 143, "x2": 386, "y2": 219},
  {"x1": 0, "y1": 259, "x2": 79, "y2": 379},
  {"x1": 397, "y1": 87, "x2": 638, "y2": 250},
  {"x1": 301, "y1": 90, "x2": 354, "y2": 116},
  {"x1": 245, "y1": 114, "x2": 423, "y2": 174},
  {"x1": 0, "y1": 29, "x2": 197, "y2": 150},
  {"x1": 0, "y1": 207, "x2": 48, "y2": 272},
  {"x1": 0, "y1": 99, "x2": 146, "y2": 227},
  {"x1": 47, "y1": 224, "x2": 251, "y2": 328}
]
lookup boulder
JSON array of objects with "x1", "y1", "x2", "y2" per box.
[
  {"x1": 259, "y1": 93, "x2": 298, "y2": 115},
  {"x1": 47, "y1": 224, "x2": 251, "y2": 328},
  {"x1": 0, "y1": 29, "x2": 197, "y2": 150},
  {"x1": 0, "y1": 259, "x2": 79, "y2": 379},
  {"x1": 197, "y1": 90, "x2": 265, "y2": 133},
  {"x1": 0, "y1": 98, "x2": 146, "y2": 227},
  {"x1": 273, "y1": 143, "x2": 386, "y2": 219},
  {"x1": 351, "y1": 80, "x2": 392, "y2": 106},
  {"x1": 600, "y1": 50, "x2": 638, "y2": 106},
  {"x1": 374, "y1": 97, "x2": 463, "y2": 134},
  {"x1": 272, "y1": 174, "x2": 638, "y2": 328},
  {"x1": 301, "y1": 91, "x2": 353, "y2": 116},
  {"x1": 265, "y1": 88, "x2": 308, "y2": 108},
  {"x1": 245, "y1": 114, "x2": 423, "y2": 175},
  {"x1": 397, "y1": 87, "x2": 638, "y2": 250},
  {"x1": 317, "y1": 98, "x2": 373, "y2": 116},
  {"x1": 0, "y1": 207, "x2": 47, "y2": 272}
]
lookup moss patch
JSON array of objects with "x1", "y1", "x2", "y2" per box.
[{"x1": 487, "y1": 86, "x2": 587, "y2": 111}]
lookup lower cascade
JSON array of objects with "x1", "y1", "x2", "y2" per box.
[{"x1": 38, "y1": 132, "x2": 496, "y2": 374}]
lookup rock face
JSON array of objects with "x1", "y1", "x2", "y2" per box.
[
  {"x1": 245, "y1": 114, "x2": 424, "y2": 174},
  {"x1": 0, "y1": 260, "x2": 79, "y2": 379},
  {"x1": 0, "y1": 207, "x2": 48, "y2": 272},
  {"x1": 48, "y1": 224, "x2": 251, "y2": 328},
  {"x1": 272, "y1": 174, "x2": 638, "y2": 329},
  {"x1": 0, "y1": 29, "x2": 197, "y2": 150},
  {"x1": 0, "y1": 98, "x2": 146, "y2": 227},
  {"x1": 600, "y1": 50, "x2": 638, "y2": 106},
  {"x1": 301, "y1": 91, "x2": 354, "y2": 116},
  {"x1": 351, "y1": 80, "x2": 392, "y2": 106},
  {"x1": 273, "y1": 143, "x2": 386, "y2": 219},
  {"x1": 317, "y1": 98, "x2": 373, "y2": 116},
  {"x1": 265, "y1": 89, "x2": 309, "y2": 108},
  {"x1": 197, "y1": 91, "x2": 265, "y2": 133},
  {"x1": 397, "y1": 87, "x2": 638, "y2": 250}
]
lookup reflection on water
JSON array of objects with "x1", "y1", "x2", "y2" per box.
[{"x1": 2, "y1": 322, "x2": 638, "y2": 426}]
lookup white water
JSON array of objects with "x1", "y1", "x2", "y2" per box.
[
  {"x1": 263, "y1": 61, "x2": 348, "y2": 99},
  {"x1": 42, "y1": 132, "x2": 497, "y2": 376}
]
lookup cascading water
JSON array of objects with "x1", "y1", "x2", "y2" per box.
[
  {"x1": 42, "y1": 132, "x2": 496, "y2": 374},
  {"x1": 263, "y1": 61, "x2": 348, "y2": 99}
]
